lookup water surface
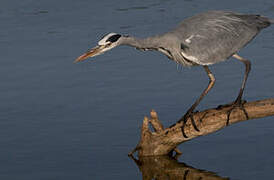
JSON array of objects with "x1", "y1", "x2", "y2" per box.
[{"x1": 1, "y1": 0, "x2": 274, "y2": 179}]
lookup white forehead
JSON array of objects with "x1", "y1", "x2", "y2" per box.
[{"x1": 98, "y1": 33, "x2": 118, "y2": 45}]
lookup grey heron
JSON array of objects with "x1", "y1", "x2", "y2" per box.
[{"x1": 75, "y1": 11, "x2": 273, "y2": 138}]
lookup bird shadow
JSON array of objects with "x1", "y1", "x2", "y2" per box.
[{"x1": 129, "y1": 154, "x2": 230, "y2": 180}]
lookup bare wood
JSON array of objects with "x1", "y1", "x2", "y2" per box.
[
  {"x1": 132, "y1": 98, "x2": 274, "y2": 156},
  {"x1": 149, "y1": 110, "x2": 182, "y2": 154}
]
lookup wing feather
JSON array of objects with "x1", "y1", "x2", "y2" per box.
[{"x1": 169, "y1": 11, "x2": 269, "y2": 65}]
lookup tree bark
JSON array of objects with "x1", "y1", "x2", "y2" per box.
[{"x1": 129, "y1": 98, "x2": 274, "y2": 157}]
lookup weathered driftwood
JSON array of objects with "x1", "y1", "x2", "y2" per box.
[
  {"x1": 129, "y1": 98, "x2": 274, "y2": 156},
  {"x1": 130, "y1": 155, "x2": 229, "y2": 180}
]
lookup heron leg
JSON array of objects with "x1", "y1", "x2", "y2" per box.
[
  {"x1": 225, "y1": 54, "x2": 250, "y2": 125},
  {"x1": 180, "y1": 66, "x2": 215, "y2": 138}
]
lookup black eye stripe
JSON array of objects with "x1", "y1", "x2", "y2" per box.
[{"x1": 106, "y1": 34, "x2": 121, "y2": 43}]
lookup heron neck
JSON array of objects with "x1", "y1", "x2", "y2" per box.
[{"x1": 119, "y1": 36, "x2": 161, "y2": 49}]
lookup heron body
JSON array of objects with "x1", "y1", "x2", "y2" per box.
[
  {"x1": 76, "y1": 11, "x2": 272, "y2": 137},
  {"x1": 113, "y1": 11, "x2": 271, "y2": 66}
]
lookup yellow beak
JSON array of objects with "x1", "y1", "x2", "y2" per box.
[{"x1": 74, "y1": 45, "x2": 105, "y2": 63}]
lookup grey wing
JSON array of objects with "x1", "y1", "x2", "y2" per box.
[{"x1": 170, "y1": 11, "x2": 270, "y2": 65}]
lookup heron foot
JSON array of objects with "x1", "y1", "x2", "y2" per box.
[
  {"x1": 179, "y1": 111, "x2": 200, "y2": 138},
  {"x1": 217, "y1": 99, "x2": 247, "y2": 109},
  {"x1": 225, "y1": 99, "x2": 249, "y2": 125}
]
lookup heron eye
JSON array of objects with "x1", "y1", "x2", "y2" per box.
[{"x1": 104, "y1": 43, "x2": 111, "y2": 47}]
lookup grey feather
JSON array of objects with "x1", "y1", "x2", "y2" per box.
[
  {"x1": 165, "y1": 11, "x2": 271, "y2": 65},
  {"x1": 119, "y1": 10, "x2": 272, "y2": 66}
]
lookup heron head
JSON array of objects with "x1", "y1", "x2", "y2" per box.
[{"x1": 75, "y1": 33, "x2": 122, "y2": 63}]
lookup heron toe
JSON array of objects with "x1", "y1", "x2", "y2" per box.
[
  {"x1": 225, "y1": 99, "x2": 249, "y2": 125},
  {"x1": 217, "y1": 99, "x2": 247, "y2": 109},
  {"x1": 180, "y1": 111, "x2": 200, "y2": 138}
]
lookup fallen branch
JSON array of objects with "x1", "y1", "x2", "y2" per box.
[{"x1": 129, "y1": 98, "x2": 274, "y2": 156}]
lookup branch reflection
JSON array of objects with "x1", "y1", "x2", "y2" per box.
[{"x1": 130, "y1": 155, "x2": 229, "y2": 180}]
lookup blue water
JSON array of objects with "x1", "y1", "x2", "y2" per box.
[{"x1": 1, "y1": 0, "x2": 274, "y2": 179}]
